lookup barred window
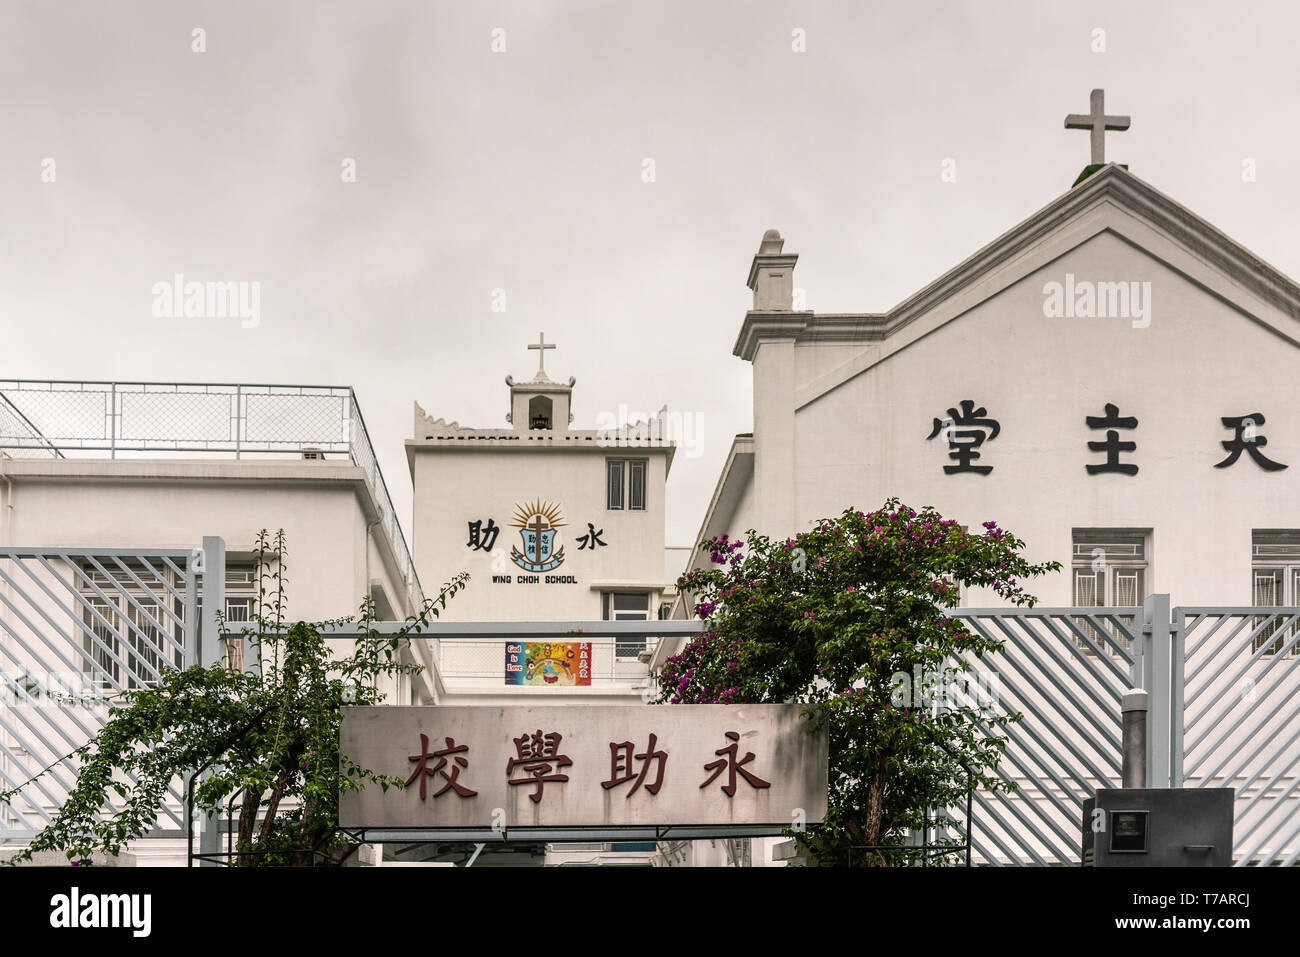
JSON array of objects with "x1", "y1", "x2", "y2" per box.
[
  {"x1": 1071, "y1": 530, "x2": 1148, "y2": 655},
  {"x1": 1250, "y1": 531, "x2": 1300, "y2": 655},
  {"x1": 606, "y1": 460, "x2": 625, "y2": 510},
  {"x1": 79, "y1": 562, "x2": 185, "y2": 690}
]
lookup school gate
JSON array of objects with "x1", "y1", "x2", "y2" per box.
[
  {"x1": 946, "y1": 595, "x2": 1300, "y2": 865},
  {"x1": 0, "y1": 545, "x2": 1297, "y2": 866}
]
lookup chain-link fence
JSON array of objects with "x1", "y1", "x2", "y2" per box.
[{"x1": 0, "y1": 381, "x2": 421, "y2": 606}]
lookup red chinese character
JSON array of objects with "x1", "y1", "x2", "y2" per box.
[
  {"x1": 506, "y1": 729, "x2": 572, "y2": 803},
  {"x1": 601, "y1": 733, "x2": 667, "y2": 796},
  {"x1": 701, "y1": 731, "x2": 771, "y2": 797},
  {"x1": 406, "y1": 733, "x2": 478, "y2": 799}
]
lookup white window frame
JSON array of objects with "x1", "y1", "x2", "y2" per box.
[
  {"x1": 604, "y1": 591, "x2": 651, "y2": 659},
  {"x1": 1071, "y1": 530, "x2": 1149, "y2": 655},
  {"x1": 1250, "y1": 531, "x2": 1300, "y2": 655}
]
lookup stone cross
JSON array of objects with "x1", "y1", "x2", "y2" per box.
[
  {"x1": 528, "y1": 332, "x2": 556, "y2": 376},
  {"x1": 1065, "y1": 89, "x2": 1130, "y2": 166}
]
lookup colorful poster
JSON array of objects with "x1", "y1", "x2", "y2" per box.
[{"x1": 505, "y1": 641, "x2": 591, "y2": 686}]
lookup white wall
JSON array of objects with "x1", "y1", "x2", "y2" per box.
[
  {"x1": 0, "y1": 459, "x2": 412, "y2": 620},
  {"x1": 411, "y1": 447, "x2": 670, "y2": 621},
  {"x1": 763, "y1": 231, "x2": 1300, "y2": 607}
]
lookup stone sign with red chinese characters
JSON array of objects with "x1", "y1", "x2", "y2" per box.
[{"x1": 339, "y1": 705, "x2": 827, "y2": 830}]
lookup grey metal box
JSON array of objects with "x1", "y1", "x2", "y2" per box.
[{"x1": 1081, "y1": 788, "x2": 1234, "y2": 867}]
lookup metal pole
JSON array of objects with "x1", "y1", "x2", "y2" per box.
[
  {"x1": 198, "y1": 536, "x2": 226, "y2": 866},
  {"x1": 1122, "y1": 688, "x2": 1149, "y2": 789},
  {"x1": 1143, "y1": 593, "x2": 1173, "y2": 788},
  {"x1": 200, "y1": 537, "x2": 226, "y2": 668},
  {"x1": 183, "y1": 548, "x2": 200, "y2": 669},
  {"x1": 1170, "y1": 606, "x2": 1186, "y2": 787},
  {"x1": 965, "y1": 785, "x2": 972, "y2": 867}
]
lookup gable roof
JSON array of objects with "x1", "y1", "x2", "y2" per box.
[{"x1": 734, "y1": 164, "x2": 1300, "y2": 410}]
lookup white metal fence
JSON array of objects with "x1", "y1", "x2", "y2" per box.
[
  {"x1": 2, "y1": 546, "x2": 1297, "y2": 866},
  {"x1": 1176, "y1": 608, "x2": 1300, "y2": 866},
  {"x1": 942, "y1": 606, "x2": 1141, "y2": 865},
  {"x1": 0, "y1": 547, "x2": 199, "y2": 838}
]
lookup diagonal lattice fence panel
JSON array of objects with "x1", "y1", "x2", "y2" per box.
[
  {"x1": 1176, "y1": 608, "x2": 1300, "y2": 865},
  {"x1": 941, "y1": 608, "x2": 1140, "y2": 865},
  {"x1": 243, "y1": 390, "x2": 349, "y2": 446},
  {"x1": 119, "y1": 390, "x2": 233, "y2": 443},
  {"x1": 0, "y1": 548, "x2": 198, "y2": 840}
]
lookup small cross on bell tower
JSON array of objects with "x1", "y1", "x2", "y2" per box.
[
  {"x1": 527, "y1": 332, "x2": 556, "y2": 379},
  {"x1": 504, "y1": 331, "x2": 576, "y2": 432}
]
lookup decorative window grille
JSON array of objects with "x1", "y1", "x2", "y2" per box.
[
  {"x1": 194, "y1": 564, "x2": 261, "y2": 671},
  {"x1": 79, "y1": 562, "x2": 184, "y2": 689},
  {"x1": 628, "y1": 460, "x2": 646, "y2": 510},
  {"x1": 606, "y1": 460, "x2": 624, "y2": 510}
]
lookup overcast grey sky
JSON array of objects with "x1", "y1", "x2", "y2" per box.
[{"x1": 3, "y1": 1, "x2": 1299, "y2": 549}]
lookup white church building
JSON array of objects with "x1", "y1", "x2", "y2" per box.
[
  {"x1": 657, "y1": 102, "x2": 1300, "y2": 866},
  {"x1": 2, "y1": 94, "x2": 1297, "y2": 867},
  {"x1": 677, "y1": 160, "x2": 1300, "y2": 614}
]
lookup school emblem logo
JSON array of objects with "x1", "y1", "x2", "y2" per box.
[{"x1": 510, "y1": 499, "x2": 566, "y2": 573}]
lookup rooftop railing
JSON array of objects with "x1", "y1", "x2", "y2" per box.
[{"x1": 0, "y1": 379, "x2": 422, "y2": 607}]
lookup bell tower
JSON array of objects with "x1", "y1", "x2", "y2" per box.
[{"x1": 506, "y1": 332, "x2": 574, "y2": 432}]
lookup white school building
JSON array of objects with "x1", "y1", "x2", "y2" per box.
[
  {"x1": 0, "y1": 366, "x2": 700, "y2": 867},
  {"x1": 2, "y1": 98, "x2": 1298, "y2": 866}
]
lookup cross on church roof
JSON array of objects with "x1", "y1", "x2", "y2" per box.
[
  {"x1": 1065, "y1": 88, "x2": 1130, "y2": 166},
  {"x1": 527, "y1": 331, "x2": 556, "y2": 377}
]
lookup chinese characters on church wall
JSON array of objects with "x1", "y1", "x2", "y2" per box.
[{"x1": 927, "y1": 399, "x2": 1287, "y2": 475}]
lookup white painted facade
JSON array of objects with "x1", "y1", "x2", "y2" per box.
[
  {"x1": 404, "y1": 349, "x2": 689, "y2": 866},
  {"x1": 0, "y1": 371, "x2": 701, "y2": 867},
  {"x1": 653, "y1": 162, "x2": 1300, "y2": 866},
  {"x1": 0, "y1": 458, "x2": 416, "y2": 623},
  {"x1": 0, "y1": 446, "x2": 429, "y2": 866},
  {"x1": 676, "y1": 164, "x2": 1300, "y2": 615},
  {"x1": 407, "y1": 350, "x2": 677, "y2": 707}
]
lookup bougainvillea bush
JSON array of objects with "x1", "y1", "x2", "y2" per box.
[{"x1": 659, "y1": 498, "x2": 1060, "y2": 865}]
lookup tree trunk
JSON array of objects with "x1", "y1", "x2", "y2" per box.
[
  {"x1": 257, "y1": 768, "x2": 291, "y2": 851},
  {"x1": 858, "y1": 750, "x2": 892, "y2": 866},
  {"x1": 236, "y1": 788, "x2": 261, "y2": 867}
]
